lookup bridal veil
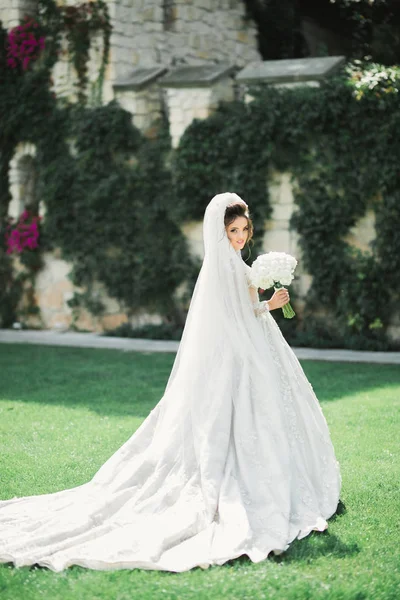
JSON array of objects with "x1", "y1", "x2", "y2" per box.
[{"x1": 0, "y1": 192, "x2": 341, "y2": 572}]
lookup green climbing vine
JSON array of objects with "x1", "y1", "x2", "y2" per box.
[
  {"x1": 1, "y1": 0, "x2": 400, "y2": 348},
  {"x1": 0, "y1": 1, "x2": 193, "y2": 329},
  {"x1": 34, "y1": 0, "x2": 111, "y2": 104},
  {"x1": 174, "y1": 62, "x2": 400, "y2": 349}
]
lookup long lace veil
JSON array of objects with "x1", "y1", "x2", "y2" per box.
[
  {"x1": 166, "y1": 192, "x2": 274, "y2": 390},
  {"x1": 140, "y1": 192, "x2": 283, "y2": 519}
]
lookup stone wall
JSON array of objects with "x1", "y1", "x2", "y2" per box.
[
  {"x1": 13, "y1": 169, "x2": 399, "y2": 343},
  {"x1": 263, "y1": 171, "x2": 310, "y2": 314},
  {"x1": 114, "y1": 84, "x2": 163, "y2": 132},
  {"x1": 110, "y1": 0, "x2": 260, "y2": 80},
  {"x1": 51, "y1": 30, "x2": 107, "y2": 104},
  {"x1": 180, "y1": 172, "x2": 396, "y2": 339},
  {"x1": 18, "y1": 251, "x2": 163, "y2": 333},
  {"x1": 3, "y1": 3, "x2": 398, "y2": 341},
  {"x1": 1, "y1": 1, "x2": 260, "y2": 116},
  {"x1": 165, "y1": 75, "x2": 235, "y2": 147},
  {"x1": 0, "y1": 0, "x2": 36, "y2": 28}
]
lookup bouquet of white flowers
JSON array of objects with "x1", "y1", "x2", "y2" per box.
[{"x1": 250, "y1": 251, "x2": 298, "y2": 319}]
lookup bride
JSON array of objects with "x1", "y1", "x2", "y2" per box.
[{"x1": 0, "y1": 192, "x2": 341, "y2": 572}]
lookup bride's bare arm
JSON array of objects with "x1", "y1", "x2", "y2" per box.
[{"x1": 267, "y1": 288, "x2": 290, "y2": 311}]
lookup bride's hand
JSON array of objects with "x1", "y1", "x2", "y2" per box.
[{"x1": 267, "y1": 288, "x2": 290, "y2": 311}]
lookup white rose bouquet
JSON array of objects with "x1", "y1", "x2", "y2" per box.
[{"x1": 250, "y1": 251, "x2": 298, "y2": 319}]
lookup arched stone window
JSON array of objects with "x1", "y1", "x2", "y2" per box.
[{"x1": 8, "y1": 143, "x2": 39, "y2": 219}]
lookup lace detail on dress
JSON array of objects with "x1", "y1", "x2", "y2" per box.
[
  {"x1": 252, "y1": 299, "x2": 270, "y2": 317},
  {"x1": 260, "y1": 313, "x2": 342, "y2": 519},
  {"x1": 242, "y1": 263, "x2": 270, "y2": 318}
]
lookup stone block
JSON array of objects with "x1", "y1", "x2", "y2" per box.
[
  {"x1": 179, "y1": 94, "x2": 193, "y2": 110},
  {"x1": 192, "y1": 107, "x2": 210, "y2": 120},
  {"x1": 147, "y1": 101, "x2": 161, "y2": 114},
  {"x1": 35, "y1": 254, "x2": 73, "y2": 289},
  {"x1": 63, "y1": 290, "x2": 75, "y2": 310},
  {"x1": 262, "y1": 229, "x2": 291, "y2": 253},
  {"x1": 107, "y1": 1, "x2": 118, "y2": 18},
  {"x1": 197, "y1": 0, "x2": 213, "y2": 9},
  {"x1": 237, "y1": 56, "x2": 346, "y2": 86},
  {"x1": 166, "y1": 93, "x2": 181, "y2": 109},
  {"x1": 265, "y1": 219, "x2": 288, "y2": 233},
  {"x1": 24, "y1": 313, "x2": 43, "y2": 330},
  {"x1": 212, "y1": 79, "x2": 234, "y2": 103},
  {"x1": 133, "y1": 114, "x2": 148, "y2": 130},
  {"x1": 100, "y1": 313, "x2": 129, "y2": 332},
  {"x1": 116, "y1": 95, "x2": 137, "y2": 115},
  {"x1": 170, "y1": 34, "x2": 190, "y2": 49},
  {"x1": 160, "y1": 63, "x2": 235, "y2": 87},
  {"x1": 289, "y1": 230, "x2": 301, "y2": 258},
  {"x1": 183, "y1": 111, "x2": 197, "y2": 127},
  {"x1": 268, "y1": 179, "x2": 281, "y2": 205},
  {"x1": 387, "y1": 324, "x2": 400, "y2": 342},
  {"x1": 90, "y1": 286, "x2": 121, "y2": 314},
  {"x1": 170, "y1": 120, "x2": 185, "y2": 140},
  {"x1": 169, "y1": 109, "x2": 185, "y2": 125},
  {"x1": 39, "y1": 287, "x2": 65, "y2": 311},
  {"x1": 181, "y1": 221, "x2": 204, "y2": 259},
  {"x1": 276, "y1": 173, "x2": 294, "y2": 205},
  {"x1": 296, "y1": 274, "x2": 313, "y2": 298},
  {"x1": 272, "y1": 203, "x2": 293, "y2": 221},
  {"x1": 242, "y1": 46, "x2": 261, "y2": 64},
  {"x1": 73, "y1": 309, "x2": 97, "y2": 333},
  {"x1": 190, "y1": 33, "x2": 202, "y2": 50},
  {"x1": 134, "y1": 97, "x2": 147, "y2": 113},
  {"x1": 122, "y1": 22, "x2": 134, "y2": 36},
  {"x1": 237, "y1": 31, "x2": 249, "y2": 44},
  {"x1": 47, "y1": 313, "x2": 72, "y2": 331},
  {"x1": 153, "y1": 4, "x2": 163, "y2": 21},
  {"x1": 129, "y1": 311, "x2": 163, "y2": 328},
  {"x1": 345, "y1": 209, "x2": 376, "y2": 252},
  {"x1": 144, "y1": 21, "x2": 162, "y2": 33},
  {"x1": 8, "y1": 195, "x2": 21, "y2": 219}
]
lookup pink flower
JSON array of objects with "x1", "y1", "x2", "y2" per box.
[
  {"x1": 6, "y1": 19, "x2": 45, "y2": 71},
  {"x1": 5, "y1": 211, "x2": 40, "y2": 254}
]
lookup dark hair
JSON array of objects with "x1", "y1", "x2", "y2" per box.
[{"x1": 224, "y1": 203, "x2": 254, "y2": 244}]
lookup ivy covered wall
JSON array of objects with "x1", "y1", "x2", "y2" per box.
[
  {"x1": 0, "y1": 1, "x2": 193, "y2": 332},
  {"x1": 1, "y1": 2, "x2": 400, "y2": 350},
  {"x1": 173, "y1": 62, "x2": 400, "y2": 350}
]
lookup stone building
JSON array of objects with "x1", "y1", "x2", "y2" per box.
[
  {"x1": 2, "y1": 2, "x2": 397, "y2": 341},
  {"x1": 0, "y1": 0, "x2": 260, "y2": 96},
  {"x1": 1, "y1": 0, "x2": 262, "y2": 331}
]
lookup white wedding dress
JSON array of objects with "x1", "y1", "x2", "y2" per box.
[{"x1": 0, "y1": 193, "x2": 341, "y2": 572}]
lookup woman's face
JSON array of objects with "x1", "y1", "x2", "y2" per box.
[{"x1": 226, "y1": 216, "x2": 249, "y2": 251}]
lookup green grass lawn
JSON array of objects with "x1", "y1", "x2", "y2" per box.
[{"x1": 0, "y1": 343, "x2": 399, "y2": 600}]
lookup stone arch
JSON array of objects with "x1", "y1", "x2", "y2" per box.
[
  {"x1": 0, "y1": 0, "x2": 37, "y2": 30},
  {"x1": 8, "y1": 142, "x2": 39, "y2": 219}
]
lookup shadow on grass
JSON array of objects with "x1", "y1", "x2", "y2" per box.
[
  {"x1": 0, "y1": 344, "x2": 399, "y2": 419},
  {"x1": 273, "y1": 532, "x2": 359, "y2": 564},
  {"x1": 301, "y1": 361, "x2": 400, "y2": 403},
  {"x1": 0, "y1": 344, "x2": 173, "y2": 419},
  {"x1": 221, "y1": 501, "x2": 356, "y2": 570}
]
